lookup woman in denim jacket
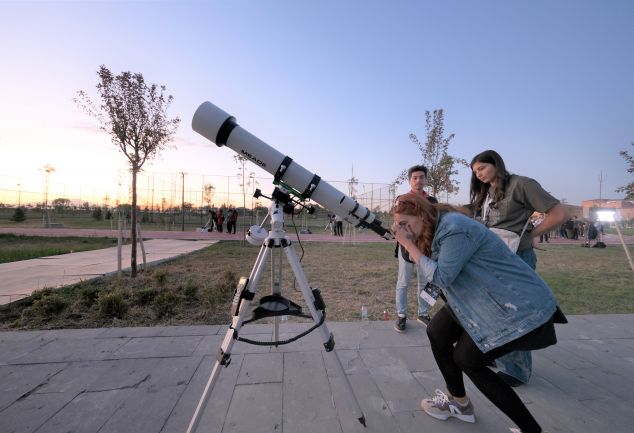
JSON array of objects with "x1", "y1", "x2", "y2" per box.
[{"x1": 392, "y1": 192, "x2": 558, "y2": 433}]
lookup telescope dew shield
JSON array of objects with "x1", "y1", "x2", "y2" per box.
[{"x1": 192, "y1": 101, "x2": 393, "y2": 239}]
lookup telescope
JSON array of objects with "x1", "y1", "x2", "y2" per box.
[{"x1": 192, "y1": 101, "x2": 393, "y2": 240}]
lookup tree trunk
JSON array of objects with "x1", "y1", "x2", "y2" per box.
[{"x1": 131, "y1": 166, "x2": 138, "y2": 277}]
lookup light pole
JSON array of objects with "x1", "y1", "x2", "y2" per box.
[
  {"x1": 41, "y1": 164, "x2": 55, "y2": 208},
  {"x1": 40, "y1": 164, "x2": 55, "y2": 225},
  {"x1": 17, "y1": 183, "x2": 21, "y2": 207},
  {"x1": 249, "y1": 172, "x2": 257, "y2": 225},
  {"x1": 180, "y1": 172, "x2": 187, "y2": 231}
]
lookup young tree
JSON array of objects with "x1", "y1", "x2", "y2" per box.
[
  {"x1": 11, "y1": 207, "x2": 26, "y2": 222},
  {"x1": 52, "y1": 197, "x2": 71, "y2": 211},
  {"x1": 616, "y1": 142, "x2": 634, "y2": 200},
  {"x1": 234, "y1": 154, "x2": 248, "y2": 209},
  {"x1": 394, "y1": 109, "x2": 467, "y2": 201},
  {"x1": 75, "y1": 65, "x2": 180, "y2": 277},
  {"x1": 202, "y1": 183, "x2": 216, "y2": 208}
]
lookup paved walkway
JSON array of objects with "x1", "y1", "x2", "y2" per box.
[
  {"x1": 1, "y1": 227, "x2": 633, "y2": 431},
  {"x1": 0, "y1": 315, "x2": 632, "y2": 433},
  {"x1": 0, "y1": 239, "x2": 216, "y2": 305}
]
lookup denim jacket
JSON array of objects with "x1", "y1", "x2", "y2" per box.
[{"x1": 417, "y1": 212, "x2": 557, "y2": 353}]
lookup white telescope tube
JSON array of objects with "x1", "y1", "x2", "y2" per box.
[{"x1": 192, "y1": 101, "x2": 393, "y2": 239}]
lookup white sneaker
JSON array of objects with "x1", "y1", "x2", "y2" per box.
[{"x1": 420, "y1": 389, "x2": 475, "y2": 423}]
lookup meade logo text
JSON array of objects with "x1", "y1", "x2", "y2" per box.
[{"x1": 240, "y1": 149, "x2": 266, "y2": 167}]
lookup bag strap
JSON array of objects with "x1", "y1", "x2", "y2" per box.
[{"x1": 518, "y1": 218, "x2": 531, "y2": 238}]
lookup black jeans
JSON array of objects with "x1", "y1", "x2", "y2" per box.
[{"x1": 427, "y1": 305, "x2": 556, "y2": 433}]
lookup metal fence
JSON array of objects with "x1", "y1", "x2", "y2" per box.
[{"x1": 0, "y1": 170, "x2": 396, "y2": 214}]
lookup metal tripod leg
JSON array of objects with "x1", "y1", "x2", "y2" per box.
[
  {"x1": 281, "y1": 241, "x2": 366, "y2": 426},
  {"x1": 185, "y1": 244, "x2": 272, "y2": 433},
  {"x1": 186, "y1": 234, "x2": 366, "y2": 432}
]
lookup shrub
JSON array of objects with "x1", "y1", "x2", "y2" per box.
[
  {"x1": 79, "y1": 286, "x2": 100, "y2": 306},
  {"x1": 11, "y1": 207, "x2": 26, "y2": 222},
  {"x1": 92, "y1": 208, "x2": 103, "y2": 220},
  {"x1": 183, "y1": 278, "x2": 199, "y2": 301},
  {"x1": 33, "y1": 293, "x2": 68, "y2": 316},
  {"x1": 29, "y1": 288, "x2": 54, "y2": 303},
  {"x1": 218, "y1": 270, "x2": 238, "y2": 293},
  {"x1": 202, "y1": 270, "x2": 237, "y2": 308},
  {"x1": 152, "y1": 292, "x2": 179, "y2": 318},
  {"x1": 134, "y1": 287, "x2": 158, "y2": 306},
  {"x1": 99, "y1": 292, "x2": 128, "y2": 318},
  {"x1": 152, "y1": 269, "x2": 168, "y2": 285}
]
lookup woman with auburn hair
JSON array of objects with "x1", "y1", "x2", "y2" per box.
[{"x1": 392, "y1": 192, "x2": 558, "y2": 433}]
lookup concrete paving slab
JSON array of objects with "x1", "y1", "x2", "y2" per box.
[
  {"x1": 0, "y1": 239, "x2": 216, "y2": 305},
  {"x1": 0, "y1": 390, "x2": 77, "y2": 433},
  {"x1": 98, "y1": 386, "x2": 185, "y2": 433},
  {"x1": 41, "y1": 388, "x2": 136, "y2": 433},
  {"x1": 0, "y1": 363, "x2": 68, "y2": 411},
  {"x1": 175, "y1": 354, "x2": 245, "y2": 433},
  {"x1": 282, "y1": 351, "x2": 340, "y2": 433},
  {"x1": 0, "y1": 316, "x2": 633, "y2": 433},
  {"x1": 225, "y1": 382, "x2": 284, "y2": 433},
  {"x1": 236, "y1": 352, "x2": 283, "y2": 385}
]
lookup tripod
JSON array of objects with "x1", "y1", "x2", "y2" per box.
[{"x1": 186, "y1": 195, "x2": 366, "y2": 433}]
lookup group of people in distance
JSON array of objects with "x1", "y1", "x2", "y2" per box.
[
  {"x1": 326, "y1": 213, "x2": 344, "y2": 236},
  {"x1": 204, "y1": 207, "x2": 239, "y2": 233},
  {"x1": 392, "y1": 150, "x2": 568, "y2": 433}
]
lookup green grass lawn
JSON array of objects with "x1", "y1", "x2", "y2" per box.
[
  {"x1": 0, "y1": 234, "x2": 118, "y2": 263},
  {"x1": 0, "y1": 239, "x2": 632, "y2": 330},
  {"x1": 535, "y1": 244, "x2": 634, "y2": 314}
]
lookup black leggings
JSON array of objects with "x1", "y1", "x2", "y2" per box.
[{"x1": 426, "y1": 305, "x2": 556, "y2": 433}]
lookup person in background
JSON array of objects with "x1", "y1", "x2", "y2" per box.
[
  {"x1": 559, "y1": 223, "x2": 568, "y2": 239},
  {"x1": 335, "y1": 214, "x2": 343, "y2": 236},
  {"x1": 394, "y1": 165, "x2": 437, "y2": 333},
  {"x1": 572, "y1": 216, "x2": 580, "y2": 240},
  {"x1": 392, "y1": 192, "x2": 558, "y2": 433},
  {"x1": 216, "y1": 208, "x2": 224, "y2": 233},
  {"x1": 585, "y1": 219, "x2": 599, "y2": 247},
  {"x1": 229, "y1": 207, "x2": 238, "y2": 234},
  {"x1": 469, "y1": 150, "x2": 568, "y2": 387},
  {"x1": 225, "y1": 207, "x2": 233, "y2": 234},
  {"x1": 207, "y1": 208, "x2": 217, "y2": 232},
  {"x1": 534, "y1": 213, "x2": 549, "y2": 243}
]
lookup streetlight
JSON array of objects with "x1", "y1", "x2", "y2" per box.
[
  {"x1": 40, "y1": 164, "x2": 55, "y2": 225},
  {"x1": 249, "y1": 172, "x2": 257, "y2": 224},
  {"x1": 17, "y1": 183, "x2": 21, "y2": 207},
  {"x1": 41, "y1": 164, "x2": 55, "y2": 209},
  {"x1": 180, "y1": 172, "x2": 187, "y2": 231},
  {"x1": 596, "y1": 209, "x2": 634, "y2": 272}
]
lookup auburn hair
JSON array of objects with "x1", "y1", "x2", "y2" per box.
[{"x1": 392, "y1": 192, "x2": 465, "y2": 256}]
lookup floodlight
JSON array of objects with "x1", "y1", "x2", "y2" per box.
[{"x1": 596, "y1": 209, "x2": 616, "y2": 222}]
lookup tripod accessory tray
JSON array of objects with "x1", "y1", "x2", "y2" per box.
[{"x1": 236, "y1": 291, "x2": 326, "y2": 346}]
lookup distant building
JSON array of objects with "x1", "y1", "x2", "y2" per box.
[
  {"x1": 562, "y1": 203, "x2": 582, "y2": 219},
  {"x1": 580, "y1": 199, "x2": 634, "y2": 221}
]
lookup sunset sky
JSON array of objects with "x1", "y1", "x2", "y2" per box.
[{"x1": 1, "y1": 0, "x2": 632, "y2": 209}]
